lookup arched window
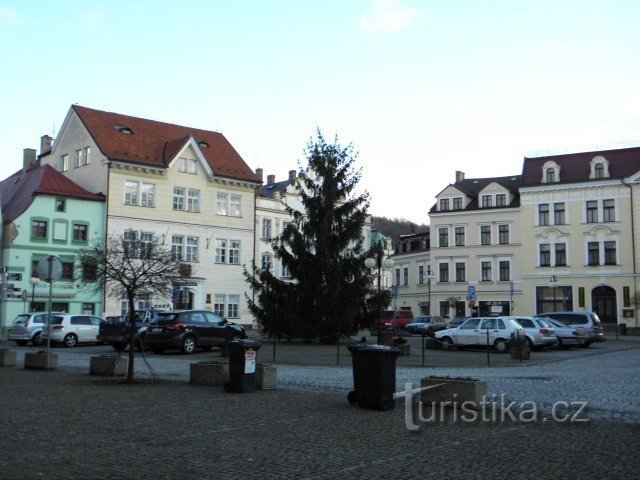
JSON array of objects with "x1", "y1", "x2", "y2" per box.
[
  {"x1": 594, "y1": 163, "x2": 604, "y2": 179},
  {"x1": 546, "y1": 168, "x2": 556, "y2": 183}
]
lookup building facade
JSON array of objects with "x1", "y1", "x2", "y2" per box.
[
  {"x1": 390, "y1": 231, "x2": 430, "y2": 315},
  {"x1": 40, "y1": 105, "x2": 261, "y2": 325},
  {"x1": 0, "y1": 154, "x2": 105, "y2": 331}
]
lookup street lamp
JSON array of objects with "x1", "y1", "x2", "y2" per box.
[
  {"x1": 365, "y1": 246, "x2": 395, "y2": 342},
  {"x1": 28, "y1": 277, "x2": 40, "y2": 312},
  {"x1": 548, "y1": 275, "x2": 559, "y2": 312},
  {"x1": 425, "y1": 266, "x2": 435, "y2": 315}
]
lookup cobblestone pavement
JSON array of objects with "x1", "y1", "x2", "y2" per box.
[{"x1": 0, "y1": 367, "x2": 639, "y2": 480}]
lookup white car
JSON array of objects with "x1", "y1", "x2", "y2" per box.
[
  {"x1": 435, "y1": 316, "x2": 525, "y2": 353},
  {"x1": 41, "y1": 314, "x2": 105, "y2": 347}
]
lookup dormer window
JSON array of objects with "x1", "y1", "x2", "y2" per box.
[
  {"x1": 453, "y1": 197, "x2": 463, "y2": 210},
  {"x1": 116, "y1": 125, "x2": 133, "y2": 135},
  {"x1": 481, "y1": 195, "x2": 492, "y2": 208},
  {"x1": 542, "y1": 161, "x2": 561, "y2": 183},
  {"x1": 198, "y1": 141, "x2": 210, "y2": 148},
  {"x1": 590, "y1": 156, "x2": 610, "y2": 179},
  {"x1": 440, "y1": 198, "x2": 450, "y2": 211}
]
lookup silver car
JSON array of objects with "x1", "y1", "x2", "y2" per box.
[
  {"x1": 540, "y1": 317, "x2": 583, "y2": 348},
  {"x1": 514, "y1": 317, "x2": 558, "y2": 349},
  {"x1": 8, "y1": 312, "x2": 63, "y2": 346},
  {"x1": 41, "y1": 314, "x2": 105, "y2": 347},
  {"x1": 535, "y1": 312, "x2": 605, "y2": 347},
  {"x1": 435, "y1": 316, "x2": 525, "y2": 353}
]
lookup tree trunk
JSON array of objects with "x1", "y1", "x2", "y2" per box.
[{"x1": 127, "y1": 295, "x2": 137, "y2": 383}]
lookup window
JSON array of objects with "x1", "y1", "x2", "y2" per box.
[
  {"x1": 439, "y1": 263, "x2": 449, "y2": 282},
  {"x1": 124, "y1": 181, "x2": 154, "y2": 207},
  {"x1": 32, "y1": 220, "x2": 48, "y2": 239},
  {"x1": 588, "y1": 242, "x2": 599, "y2": 266},
  {"x1": 498, "y1": 225, "x2": 509, "y2": 245},
  {"x1": 453, "y1": 197, "x2": 462, "y2": 210},
  {"x1": 455, "y1": 262, "x2": 466, "y2": 282},
  {"x1": 213, "y1": 294, "x2": 240, "y2": 318},
  {"x1": 496, "y1": 194, "x2": 506, "y2": 207},
  {"x1": 480, "y1": 225, "x2": 491, "y2": 245},
  {"x1": 604, "y1": 242, "x2": 617, "y2": 265},
  {"x1": 213, "y1": 295, "x2": 225, "y2": 317},
  {"x1": 603, "y1": 199, "x2": 615, "y2": 222},
  {"x1": 55, "y1": 199, "x2": 66, "y2": 212},
  {"x1": 215, "y1": 239, "x2": 227, "y2": 263},
  {"x1": 586, "y1": 201, "x2": 598, "y2": 223},
  {"x1": 418, "y1": 265, "x2": 424, "y2": 284},
  {"x1": 440, "y1": 198, "x2": 449, "y2": 211},
  {"x1": 481, "y1": 261, "x2": 492, "y2": 281},
  {"x1": 73, "y1": 224, "x2": 88, "y2": 242},
  {"x1": 82, "y1": 304, "x2": 95, "y2": 315},
  {"x1": 178, "y1": 157, "x2": 197, "y2": 174},
  {"x1": 185, "y1": 237, "x2": 198, "y2": 262},
  {"x1": 124, "y1": 230, "x2": 139, "y2": 257},
  {"x1": 499, "y1": 261, "x2": 510, "y2": 281},
  {"x1": 555, "y1": 243, "x2": 567, "y2": 266},
  {"x1": 395, "y1": 269, "x2": 400, "y2": 286},
  {"x1": 83, "y1": 147, "x2": 90, "y2": 165},
  {"x1": 540, "y1": 243, "x2": 551, "y2": 267},
  {"x1": 538, "y1": 204, "x2": 549, "y2": 226},
  {"x1": 74, "y1": 149, "x2": 82, "y2": 168},
  {"x1": 171, "y1": 236, "x2": 183, "y2": 261},
  {"x1": 403, "y1": 267, "x2": 409, "y2": 285},
  {"x1": 139, "y1": 232, "x2": 153, "y2": 259},
  {"x1": 186, "y1": 189, "x2": 200, "y2": 212},
  {"x1": 262, "y1": 254, "x2": 272, "y2": 271},
  {"x1": 546, "y1": 168, "x2": 555, "y2": 183},
  {"x1": 554, "y1": 203, "x2": 565, "y2": 225},
  {"x1": 282, "y1": 263, "x2": 291, "y2": 278},
  {"x1": 140, "y1": 183, "x2": 155, "y2": 207},
  {"x1": 438, "y1": 227, "x2": 448, "y2": 247},
  {"x1": 454, "y1": 227, "x2": 465, "y2": 246},
  {"x1": 262, "y1": 218, "x2": 272, "y2": 239},
  {"x1": 60, "y1": 154, "x2": 69, "y2": 172},
  {"x1": 482, "y1": 195, "x2": 492, "y2": 208},
  {"x1": 173, "y1": 187, "x2": 185, "y2": 210},
  {"x1": 61, "y1": 262, "x2": 74, "y2": 281},
  {"x1": 216, "y1": 193, "x2": 242, "y2": 217},
  {"x1": 594, "y1": 163, "x2": 604, "y2": 179},
  {"x1": 229, "y1": 240, "x2": 240, "y2": 265}
]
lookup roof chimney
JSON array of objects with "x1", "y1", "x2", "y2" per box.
[
  {"x1": 23, "y1": 148, "x2": 38, "y2": 172},
  {"x1": 255, "y1": 168, "x2": 264, "y2": 182},
  {"x1": 40, "y1": 135, "x2": 53, "y2": 156},
  {"x1": 289, "y1": 170, "x2": 296, "y2": 180},
  {"x1": 267, "y1": 174, "x2": 275, "y2": 184},
  {"x1": 455, "y1": 171, "x2": 465, "y2": 183}
]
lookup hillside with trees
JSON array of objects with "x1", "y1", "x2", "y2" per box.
[{"x1": 371, "y1": 216, "x2": 429, "y2": 244}]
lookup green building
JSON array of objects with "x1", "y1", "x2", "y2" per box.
[{"x1": 0, "y1": 150, "x2": 105, "y2": 332}]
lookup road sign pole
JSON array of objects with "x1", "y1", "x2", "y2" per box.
[{"x1": 46, "y1": 258, "x2": 53, "y2": 371}]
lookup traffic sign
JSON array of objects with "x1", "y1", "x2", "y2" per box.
[
  {"x1": 21, "y1": 289, "x2": 28, "y2": 301},
  {"x1": 469, "y1": 285, "x2": 476, "y2": 301}
]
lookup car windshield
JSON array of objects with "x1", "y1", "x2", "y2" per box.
[
  {"x1": 12, "y1": 315, "x2": 29, "y2": 325},
  {"x1": 536, "y1": 318, "x2": 552, "y2": 328},
  {"x1": 547, "y1": 318, "x2": 567, "y2": 328},
  {"x1": 152, "y1": 313, "x2": 180, "y2": 324},
  {"x1": 47, "y1": 316, "x2": 64, "y2": 325}
]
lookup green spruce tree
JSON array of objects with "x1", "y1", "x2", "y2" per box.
[{"x1": 245, "y1": 131, "x2": 391, "y2": 341}]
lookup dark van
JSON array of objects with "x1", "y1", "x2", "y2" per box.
[{"x1": 379, "y1": 310, "x2": 414, "y2": 330}]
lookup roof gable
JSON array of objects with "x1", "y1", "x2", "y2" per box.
[
  {"x1": 165, "y1": 137, "x2": 214, "y2": 177},
  {"x1": 71, "y1": 105, "x2": 260, "y2": 183}
]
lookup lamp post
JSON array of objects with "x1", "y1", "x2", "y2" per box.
[
  {"x1": 28, "y1": 277, "x2": 40, "y2": 312},
  {"x1": 425, "y1": 265, "x2": 435, "y2": 315},
  {"x1": 365, "y1": 244, "x2": 395, "y2": 342},
  {"x1": 548, "y1": 275, "x2": 559, "y2": 311}
]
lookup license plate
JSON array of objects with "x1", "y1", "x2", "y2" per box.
[{"x1": 152, "y1": 328, "x2": 163, "y2": 333}]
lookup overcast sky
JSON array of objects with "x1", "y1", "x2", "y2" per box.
[{"x1": 1, "y1": 0, "x2": 639, "y2": 223}]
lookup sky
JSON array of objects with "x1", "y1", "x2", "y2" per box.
[{"x1": 1, "y1": 0, "x2": 639, "y2": 223}]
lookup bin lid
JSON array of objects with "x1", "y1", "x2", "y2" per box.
[
  {"x1": 227, "y1": 339, "x2": 261, "y2": 349},
  {"x1": 348, "y1": 344, "x2": 398, "y2": 354}
]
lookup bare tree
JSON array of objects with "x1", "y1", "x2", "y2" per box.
[{"x1": 77, "y1": 233, "x2": 192, "y2": 383}]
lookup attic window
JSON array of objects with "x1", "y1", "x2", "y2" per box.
[
  {"x1": 541, "y1": 161, "x2": 561, "y2": 183},
  {"x1": 472, "y1": 180, "x2": 480, "y2": 184},
  {"x1": 589, "y1": 156, "x2": 610, "y2": 180},
  {"x1": 198, "y1": 141, "x2": 210, "y2": 148},
  {"x1": 115, "y1": 126, "x2": 134, "y2": 135}
]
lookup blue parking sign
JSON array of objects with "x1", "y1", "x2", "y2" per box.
[{"x1": 469, "y1": 286, "x2": 476, "y2": 300}]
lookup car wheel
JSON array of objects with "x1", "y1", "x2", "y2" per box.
[
  {"x1": 228, "y1": 333, "x2": 242, "y2": 342},
  {"x1": 181, "y1": 335, "x2": 196, "y2": 354},
  {"x1": 494, "y1": 338, "x2": 508, "y2": 353},
  {"x1": 63, "y1": 333, "x2": 78, "y2": 348},
  {"x1": 31, "y1": 332, "x2": 44, "y2": 346},
  {"x1": 150, "y1": 346, "x2": 165, "y2": 354},
  {"x1": 441, "y1": 337, "x2": 454, "y2": 351},
  {"x1": 526, "y1": 338, "x2": 535, "y2": 350},
  {"x1": 15, "y1": 340, "x2": 28, "y2": 346}
]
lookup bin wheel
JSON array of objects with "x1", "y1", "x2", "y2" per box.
[
  {"x1": 224, "y1": 381, "x2": 232, "y2": 393},
  {"x1": 379, "y1": 399, "x2": 390, "y2": 411},
  {"x1": 347, "y1": 391, "x2": 357, "y2": 405}
]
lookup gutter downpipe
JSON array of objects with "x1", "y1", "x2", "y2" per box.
[{"x1": 622, "y1": 179, "x2": 638, "y2": 327}]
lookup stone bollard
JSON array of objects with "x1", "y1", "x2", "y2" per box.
[
  {"x1": 24, "y1": 351, "x2": 58, "y2": 370},
  {"x1": 256, "y1": 364, "x2": 277, "y2": 390},
  {"x1": 190, "y1": 361, "x2": 229, "y2": 386},
  {"x1": 220, "y1": 343, "x2": 230, "y2": 357},
  {"x1": 0, "y1": 348, "x2": 17, "y2": 367},
  {"x1": 90, "y1": 355, "x2": 127, "y2": 376}
]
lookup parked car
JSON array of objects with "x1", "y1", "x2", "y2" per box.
[
  {"x1": 379, "y1": 310, "x2": 414, "y2": 330},
  {"x1": 405, "y1": 316, "x2": 447, "y2": 335},
  {"x1": 534, "y1": 312, "x2": 605, "y2": 347},
  {"x1": 513, "y1": 317, "x2": 558, "y2": 349},
  {"x1": 40, "y1": 314, "x2": 106, "y2": 347},
  {"x1": 8, "y1": 312, "x2": 63, "y2": 346},
  {"x1": 448, "y1": 316, "x2": 470, "y2": 329},
  {"x1": 99, "y1": 310, "x2": 166, "y2": 351},
  {"x1": 538, "y1": 317, "x2": 584, "y2": 348},
  {"x1": 435, "y1": 316, "x2": 525, "y2": 353},
  {"x1": 145, "y1": 310, "x2": 247, "y2": 354}
]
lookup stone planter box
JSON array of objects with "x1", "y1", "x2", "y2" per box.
[
  {"x1": 627, "y1": 327, "x2": 640, "y2": 336},
  {"x1": 393, "y1": 344, "x2": 410, "y2": 355},
  {"x1": 378, "y1": 331, "x2": 393, "y2": 346},
  {"x1": 420, "y1": 377, "x2": 488, "y2": 409},
  {"x1": 256, "y1": 364, "x2": 277, "y2": 390},
  {"x1": 424, "y1": 337, "x2": 441, "y2": 350},
  {"x1": 0, "y1": 348, "x2": 17, "y2": 367},
  {"x1": 510, "y1": 345, "x2": 531, "y2": 360},
  {"x1": 24, "y1": 351, "x2": 58, "y2": 370},
  {"x1": 90, "y1": 355, "x2": 127, "y2": 376},
  {"x1": 190, "y1": 361, "x2": 229, "y2": 386}
]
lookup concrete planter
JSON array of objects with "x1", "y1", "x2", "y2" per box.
[
  {"x1": 256, "y1": 364, "x2": 277, "y2": 390},
  {"x1": 0, "y1": 348, "x2": 17, "y2": 367},
  {"x1": 510, "y1": 345, "x2": 531, "y2": 360},
  {"x1": 420, "y1": 377, "x2": 488, "y2": 409},
  {"x1": 378, "y1": 331, "x2": 393, "y2": 346},
  {"x1": 627, "y1": 327, "x2": 640, "y2": 336},
  {"x1": 190, "y1": 361, "x2": 229, "y2": 386},
  {"x1": 394, "y1": 344, "x2": 410, "y2": 355},
  {"x1": 89, "y1": 355, "x2": 127, "y2": 376},
  {"x1": 424, "y1": 337, "x2": 441, "y2": 350},
  {"x1": 24, "y1": 351, "x2": 58, "y2": 370}
]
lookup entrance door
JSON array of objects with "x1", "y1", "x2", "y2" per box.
[
  {"x1": 176, "y1": 288, "x2": 194, "y2": 310},
  {"x1": 592, "y1": 286, "x2": 617, "y2": 324}
]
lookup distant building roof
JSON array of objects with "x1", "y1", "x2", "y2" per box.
[
  {"x1": 62, "y1": 105, "x2": 260, "y2": 183},
  {"x1": 0, "y1": 164, "x2": 104, "y2": 224},
  {"x1": 256, "y1": 179, "x2": 293, "y2": 198},
  {"x1": 430, "y1": 175, "x2": 522, "y2": 213}
]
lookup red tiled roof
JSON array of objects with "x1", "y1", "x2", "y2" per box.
[
  {"x1": 0, "y1": 165, "x2": 104, "y2": 224},
  {"x1": 72, "y1": 105, "x2": 260, "y2": 182}
]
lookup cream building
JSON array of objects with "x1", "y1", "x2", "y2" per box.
[
  {"x1": 389, "y1": 231, "x2": 431, "y2": 315},
  {"x1": 39, "y1": 105, "x2": 261, "y2": 325},
  {"x1": 428, "y1": 172, "x2": 523, "y2": 318}
]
